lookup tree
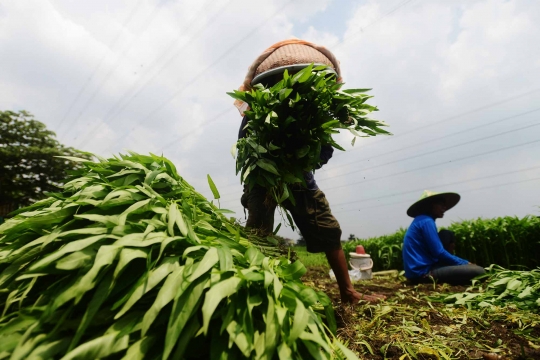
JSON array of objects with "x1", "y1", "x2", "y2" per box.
[
  {"x1": 0, "y1": 110, "x2": 89, "y2": 213},
  {"x1": 347, "y1": 234, "x2": 356, "y2": 241}
]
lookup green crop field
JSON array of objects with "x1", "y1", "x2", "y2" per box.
[
  {"x1": 1, "y1": 154, "x2": 539, "y2": 359},
  {"x1": 298, "y1": 216, "x2": 540, "y2": 359},
  {"x1": 294, "y1": 246, "x2": 329, "y2": 270},
  {"x1": 343, "y1": 216, "x2": 540, "y2": 272}
]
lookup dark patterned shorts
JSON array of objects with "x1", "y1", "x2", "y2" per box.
[{"x1": 241, "y1": 185, "x2": 342, "y2": 253}]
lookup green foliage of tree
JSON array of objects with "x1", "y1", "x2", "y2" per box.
[{"x1": 0, "y1": 110, "x2": 89, "y2": 210}]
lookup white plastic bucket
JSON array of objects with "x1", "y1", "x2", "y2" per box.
[{"x1": 349, "y1": 253, "x2": 373, "y2": 280}]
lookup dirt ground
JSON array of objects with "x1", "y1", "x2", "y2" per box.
[{"x1": 302, "y1": 266, "x2": 540, "y2": 360}]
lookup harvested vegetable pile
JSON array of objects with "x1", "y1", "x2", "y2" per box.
[
  {"x1": 228, "y1": 65, "x2": 390, "y2": 206},
  {"x1": 0, "y1": 153, "x2": 356, "y2": 359},
  {"x1": 301, "y1": 266, "x2": 540, "y2": 359},
  {"x1": 434, "y1": 265, "x2": 540, "y2": 313}
]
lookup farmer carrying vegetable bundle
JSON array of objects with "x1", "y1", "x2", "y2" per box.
[
  {"x1": 230, "y1": 39, "x2": 389, "y2": 304},
  {"x1": 402, "y1": 190, "x2": 485, "y2": 285}
]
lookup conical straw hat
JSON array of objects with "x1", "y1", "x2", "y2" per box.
[
  {"x1": 407, "y1": 190, "x2": 460, "y2": 218},
  {"x1": 234, "y1": 38, "x2": 342, "y2": 115},
  {"x1": 252, "y1": 44, "x2": 335, "y2": 84}
]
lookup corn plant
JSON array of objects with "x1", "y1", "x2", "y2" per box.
[
  {"x1": 0, "y1": 152, "x2": 357, "y2": 360},
  {"x1": 433, "y1": 265, "x2": 540, "y2": 313},
  {"x1": 445, "y1": 216, "x2": 540, "y2": 269},
  {"x1": 228, "y1": 65, "x2": 390, "y2": 211}
]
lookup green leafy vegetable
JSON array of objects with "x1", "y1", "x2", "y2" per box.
[
  {"x1": 0, "y1": 152, "x2": 354, "y2": 359},
  {"x1": 229, "y1": 65, "x2": 390, "y2": 207}
]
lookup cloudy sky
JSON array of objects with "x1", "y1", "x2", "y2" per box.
[{"x1": 1, "y1": 0, "x2": 539, "y2": 241}]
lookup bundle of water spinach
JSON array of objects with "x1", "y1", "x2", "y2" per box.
[
  {"x1": 229, "y1": 64, "x2": 390, "y2": 207},
  {"x1": 0, "y1": 152, "x2": 356, "y2": 360}
]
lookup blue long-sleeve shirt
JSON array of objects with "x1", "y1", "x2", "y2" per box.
[{"x1": 402, "y1": 215, "x2": 468, "y2": 279}]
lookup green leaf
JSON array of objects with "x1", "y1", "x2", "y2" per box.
[
  {"x1": 207, "y1": 174, "x2": 221, "y2": 199},
  {"x1": 29, "y1": 234, "x2": 111, "y2": 272},
  {"x1": 342, "y1": 88, "x2": 371, "y2": 94},
  {"x1": 112, "y1": 248, "x2": 148, "y2": 280},
  {"x1": 279, "y1": 88, "x2": 293, "y2": 101},
  {"x1": 168, "y1": 202, "x2": 178, "y2": 236},
  {"x1": 289, "y1": 298, "x2": 309, "y2": 343},
  {"x1": 294, "y1": 63, "x2": 313, "y2": 83},
  {"x1": 517, "y1": 286, "x2": 533, "y2": 298},
  {"x1": 278, "y1": 184, "x2": 290, "y2": 204},
  {"x1": 141, "y1": 266, "x2": 185, "y2": 336},
  {"x1": 68, "y1": 271, "x2": 114, "y2": 351},
  {"x1": 164, "y1": 275, "x2": 209, "y2": 359},
  {"x1": 506, "y1": 279, "x2": 522, "y2": 290},
  {"x1": 61, "y1": 334, "x2": 129, "y2": 360},
  {"x1": 277, "y1": 342, "x2": 292, "y2": 360},
  {"x1": 256, "y1": 159, "x2": 280, "y2": 176},
  {"x1": 201, "y1": 276, "x2": 243, "y2": 335},
  {"x1": 52, "y1": 245, "x2": 121, "y2": 310},
  {"x1": 118, "y1": 198, "x2": 151, "y2": 225},
  {"x1": 227, "y1": 320, "x2": 252, "y2": 357},
  {"x1": 245, "y1": 247, "x2": 265, "y2": 266},
  {"x1": 115, "y1": 257, "x2": 179, "y2": 319},
  {"x1": 120, "y1": 337, "x2": 156, "y2": 360},
  {"x1": 25, "y1": 338, "x2": 70, "y2": 360},
  {"x1": 217, "y1": 246, "x2": 234, "y2": 272},
  {"x1": 189, "y1": 248, "x2": 219, "y2": 282},
  {"x1": 281, "y1": 261, "x2": 307, "y2": 280},
  {"x1": 295, "y1": 145, "x2": 310, "y2": 159},
  {"x1": 336, "y1": 340, "x2": 360, "y2": 360},
  {"x1": 56, "y1": 248, "x2": 95, "y2": 271},
  {"x1": 170, "y1": 315, "x2": 202, "y2": 359}
]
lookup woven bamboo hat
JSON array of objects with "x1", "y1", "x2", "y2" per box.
[
  {"x1": 407, "y1": 190, "x2": 461, "y2": 218},
  {"x1": 234, "y1": 39, "x2": 342, "y2": 115},
  {"x1": 252, "y1": 44, "x2": 337, "y2": 85}
]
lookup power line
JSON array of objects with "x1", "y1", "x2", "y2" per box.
[
  {"x1": 215, "y1": 106, "x2": 540, "y2": 200},
  {"x1": 332, "y1": 0, "x2": 416, "y2": 49},
  {"x1": 332, "y1": 176, "x2": 540, "y2": 215},
  {"x1": 213, "y1": 87, "x2": 540, "y2": 197},
  {"x1": 326, "y1": 107, "x2": 540, "y2": 173},
  {"x1": 103, "y1": 0, "x2": 294, "y2": 151},
  {"x1": 220, "y1": 137, "x2": 540, "y2": 206},
  {"x1": 218, "y1": 165, "x2": 540, "y2": 213},
  {"x1": 105, "y1": 0, "x2": 535, "y2": 160},
  {"x1": 153, "y1": 0, "x2": 417, "y2": 158},
  {"x1": 55, "y1": 0, "x2": 143, "y2": 132},
  {"x1": 322, "y1": 138, "x2": 540, "y2": 192},
  {"x1": 76, "y1": 0, "x2": 229, "y2": 148},
  {"x1": 59, "y1": 1, "x2": 171, "y2": 140},
  {"x1": 331, "y1": 165, "x2": 540, "y2": 208},
  {"x1": 159, "y1": 107, "x2": 236, "y2": 152},
  {"x1": 338, "y1": 87, "x2": 540, "y2": 156},
  {"x1": 317, "y1": 120, "x2": 540, "y2": 182}
]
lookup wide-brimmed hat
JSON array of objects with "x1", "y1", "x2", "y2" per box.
[
  {"x1": 252, "y1": 44, "x2": 337, "y2": 85},
  {"x1": 407, "y1": 190, "x2": 460, "y2": 218},
  {"x1": 234, "y1": 39, "x2": 342, "y2": 115}
]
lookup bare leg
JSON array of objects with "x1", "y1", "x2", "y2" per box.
[{"x1": 325, "y1": 248, "x2": 385, "y2": 304}]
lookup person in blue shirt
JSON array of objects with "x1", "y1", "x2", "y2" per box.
[{"x1": 402, "y1": 190, "x2": 485, "y2": 285}]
